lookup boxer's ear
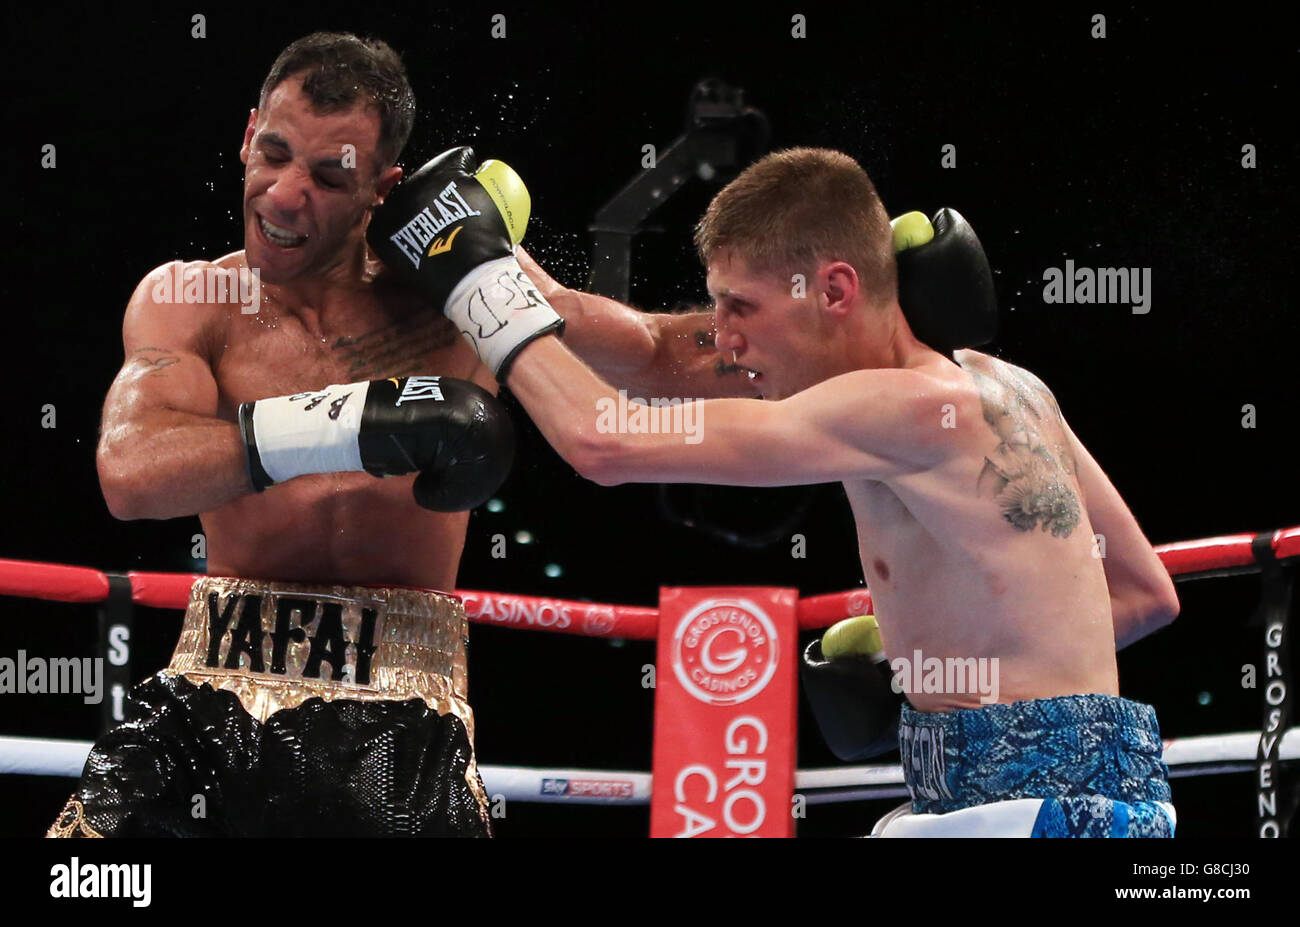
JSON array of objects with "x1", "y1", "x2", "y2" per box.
[
  {"x1": 375, "y1": 164, "x2": 403, "y2": 202},
  {"x1": 822, "y1": 261, "x2": 859, "y2": 316},
  {"x1": 239, "y1": 108, "x2": 258, "y2": 166}
]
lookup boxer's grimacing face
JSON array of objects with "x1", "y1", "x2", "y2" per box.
[
  {"x1": 238, "y1": 75, "x2": 401, "y2": 285},
  {"x1": 707, "y1": 252, "x2": 845, "y2": 400}
]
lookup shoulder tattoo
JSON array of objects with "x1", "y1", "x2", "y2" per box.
[{"x1": 968, "y1": 360, "x2": 1081, "y2": 538}]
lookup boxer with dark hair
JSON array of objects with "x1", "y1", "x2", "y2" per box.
[{"x1": 52, "y1": 33, "x2": 509, "y2": 839}]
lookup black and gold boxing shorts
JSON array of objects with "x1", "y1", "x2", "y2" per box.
[{"x1": 48, "y1": 576, "x2": 491, "y2": 837}]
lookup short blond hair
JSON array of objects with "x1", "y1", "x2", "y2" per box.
[{"x1": 694, "y1": 147, "x2": 896, "y2": 303}]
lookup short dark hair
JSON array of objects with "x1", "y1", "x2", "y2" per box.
[{"x1": 259, "y1": 32, "x2": 415, "y2": 170}]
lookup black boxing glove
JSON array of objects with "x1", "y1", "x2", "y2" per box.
[
  {"x1": 800, "y1": 616, "x2": 905, "y2": 761},
  {"x1": 891, "y1": 208, "x2": 998, "y2": 356},
  {"x1": 367, "y1": 147, "x2": 564, "y2": 377},
  {"x1": 238, "y1": 375, "x2": 514, "y2": 512}
]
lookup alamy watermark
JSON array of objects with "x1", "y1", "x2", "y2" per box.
[
  {"x1": 596, "y1": 390, "x2": 704, "y2": 444},
  {"x1": 889, "y1": 650, "x2": 1000, "y2": 704},
  {"x1": 0, "y1": 652, "x2": 103, "y2": 704},
  {"x1": 50, "y1": 858, "x2": 151, "y2": 907},
  {"x1": 1042, "y1": 260, "x2": 1151, "y2": 314},
  {"x1": 150, "y1": 263, "x2": 261, "y2": 314}
]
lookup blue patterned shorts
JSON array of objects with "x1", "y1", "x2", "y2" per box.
[{"x1": 898, "y1": 694, "x2": 1174, "y2": 837}]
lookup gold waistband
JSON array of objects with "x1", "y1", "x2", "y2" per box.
[{"x1": 168, "y1": 576, "x2": 470, "y2": 725}]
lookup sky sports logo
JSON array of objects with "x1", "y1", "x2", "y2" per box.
[{"x1": 541, "y1": 778, "x2": 636, "y2": 800}]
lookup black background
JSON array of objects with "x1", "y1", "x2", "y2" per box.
[{"x1": 0, "y1": 2, "x2": 1295, "y2": 837}]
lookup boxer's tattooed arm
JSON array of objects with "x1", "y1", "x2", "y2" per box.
[
  {"x1": 128, "y1": 347, "x2": 180, "y2": 378},
  {"x1": 967, "y1": 359, "x2": 1081, "y2": 538},
  {"x1": 332, "y1": 315, "x2": 461, "y2": 380}
]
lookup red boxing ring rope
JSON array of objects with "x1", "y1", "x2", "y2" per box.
[{"x1": 2, "y1": 525, "x2": 1297, "y2": 634}]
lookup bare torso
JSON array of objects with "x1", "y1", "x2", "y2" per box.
[
  {"x1": 197, "y1": 252, "x2": 489, "y2": 590},
  {"x1": 842, "y1": 349, "x2": 1118, "y2": 711}
]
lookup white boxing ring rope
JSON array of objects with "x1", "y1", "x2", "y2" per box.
[{"x1": 2, "y1": 730, "x2": 1297, "y2": 805}]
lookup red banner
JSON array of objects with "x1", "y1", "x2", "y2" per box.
[{"x1": 650, "y1": 587, "x2": 798, "y2": 837}]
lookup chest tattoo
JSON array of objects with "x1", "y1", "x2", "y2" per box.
[{"x1": 330, "y1": 315, "x2": 461, "y2": 380}]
